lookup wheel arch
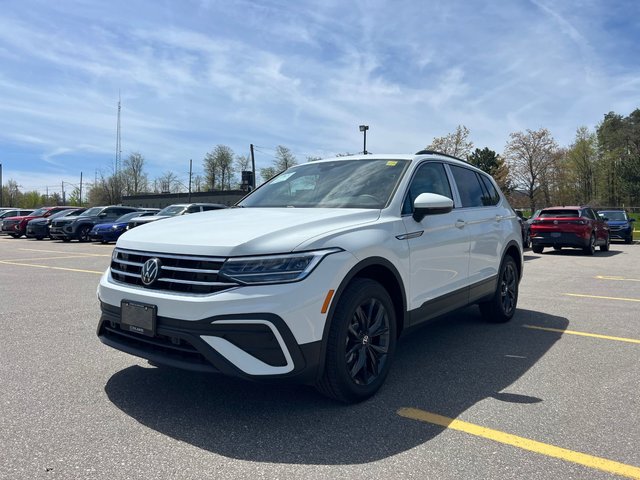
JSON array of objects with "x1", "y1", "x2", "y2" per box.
[
  {"x1": 503, "y1": 240, "x2": 523, "y2": 281},
  {"x1": 315, "y1": 257, "x2": 407, "y2": 381}
]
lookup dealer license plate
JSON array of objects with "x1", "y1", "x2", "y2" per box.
[{"x1": 121, "y1": 300, "x2": 157, "y2": 337}]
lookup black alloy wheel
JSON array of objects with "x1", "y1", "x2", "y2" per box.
[
  {"x1": 317, "y1": 278, "x2": 397, "y2": 403},
  {"x1": 78, "y1": 225, "x2": 92, "y2": 242},
  {"x1": 480, "y1": 255, "x2": 518, "y2": 323}
]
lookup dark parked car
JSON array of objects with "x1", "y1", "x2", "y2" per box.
[
  {"x1": 598, "y1": 210, "x2": 635, "y2": 244},
  {"x1": 26, "y1": 208, "x2": 86, "y2": 240},
  {"x1": 50, "y1": 206, "x2": 140, "y2": 242},
  {"x1": 89, "y1": 211, "x2": 157, "y2": 243},
  {"x1": 1, "y1": 206, "x2": 76, "y2": 238},
  {"x1": 529, "y1": 206, "x2": 609, "y2": 255},
  {"x1": 127, "y1": 203, "x2": 226, "y2": 229}
]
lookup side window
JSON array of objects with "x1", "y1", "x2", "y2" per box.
[
  {"x1": 186, "y1": 206, "x2": 201, "y2": 213},
  {"x1": 202, "y1": 205, "x2": 221, "y2": 211},
  {"x1": 479, "y1": 174, "x2": 501, "y2": 206},
  {"x1": 449, "y1": 165, "x2": 486, "y2": 208},
  {"x1": 402, "y1": 162, "x2": 453, "y2": 215},
  {"x1": 583, "y1": 209, "x2": 596, "y2": 220}
]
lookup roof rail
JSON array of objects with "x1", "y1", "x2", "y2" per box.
[{"x1": 414, "y1": 149, "x2": 469, "y2": 163}]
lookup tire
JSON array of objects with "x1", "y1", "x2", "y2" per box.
[
  {"x1": 35, "y1": 236, "x2": 43, "y2": 240},
  {"x1": 522, "y1": 235, "x2": 530, "y2": 249},
  {"x1": 532, "y1": 245, "x2": 544, "y2": 254},
  {"x1": 78, "y1": 225, "x2": 92, "y2": 243},
  {"x1": 600, "y1": 234, "x2": 610, "y2": 252},
  {"x1": 625, "y1": 235, "x2": 632, "y2": 244},
  {"x1": 62, "y1": 238, "x2": 71, "y2": 243},
  {"x1": 10, "y1": 233, "x2": 20, "y2": 238},
  {"x1": 583, "y1": 233, "x2": 596, "y2": 256},
  {"x1": 479, "y1": 255, "x2": 518, "y2": 323},
  {"x1": 316, "y1": 278, "x2": 397, "y2": 403}
]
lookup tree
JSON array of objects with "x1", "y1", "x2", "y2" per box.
[
  {"x1": 565, "y1": 127, "x2": 597, "y2": 205},
  {"x1": 259, "y1": 145, "x2": 298, "y2": 184},
  {"x1": 468, "y1": 148, "x2": 511, "y2": 193},
  {"x1": 204, "y1": 145, "x2": 235, "y2": 191},
  {"x1": 307, "y1": 156, "x2": 323, "y2": 162},
  {"x1": 122, "y1": 152, "x2": 149, "y2": 195},
  {"x1": 154, "y1": 171, "x2": 181, "y2": 193},
  {"x1": 426, "y1": 125, "x2": 474, "y2": 159},
  {"x1": 2, "y1": 179, "x2": 21, "y2": 207},
  {"x1": 274, "y1": 145, "x2": 297, "y2": 171},
  {"x1": 504, "y1": 128, "x2": 558, "y2": 211}
]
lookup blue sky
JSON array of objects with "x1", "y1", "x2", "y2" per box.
[{"x1": 1, "y1": 0, "x2": 639, "y2": 195}]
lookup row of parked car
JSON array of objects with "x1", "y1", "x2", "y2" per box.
[
  {"x1": 516, "y1": 206, "x2": 636, "y2": 255},
  {"x1": 0, "y1": 203, "x2": 227, "y2": 243}
]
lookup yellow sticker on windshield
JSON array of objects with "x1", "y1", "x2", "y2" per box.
[{"x1": 386, "y1": 161, "x2": 398, "y2": 166}]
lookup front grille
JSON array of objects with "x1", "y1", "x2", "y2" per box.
[
  {"x1": 111, "y1": 248, "x2": 238, "y2": 295},
  {"x1": 609, "y1": 225, "x2": 624, "y2": 231}
]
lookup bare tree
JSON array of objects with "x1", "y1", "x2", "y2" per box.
[
  {"x1": 204, "y1": 145, "x2": 235, "y2": 191},
  {"x1": 426, "y1": 125, "x2": 474, "y2": 159},
  {"x1": 154, "y1": 171, "x2": 180, "y2": 193},
  {"x1": 504, "y1": 128, "x2": 558, "y2": 211},
  {"x1": 123, "y1": 152, "x2": 149, "y2": 195},
  {"x1": 274, "y1": 145, "x2": 298, "y2": 171}
]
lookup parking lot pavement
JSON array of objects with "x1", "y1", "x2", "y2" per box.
[{"x1": 1, "y1": 236, "x2": 639, "y2": 480}]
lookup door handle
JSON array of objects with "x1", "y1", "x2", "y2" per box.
[
  {"x1": 495, "y1": 215, "x2": 503, "y2": 222},
  {"x1": 455, "y1": 219, "x2": 466, "y2": 229}
]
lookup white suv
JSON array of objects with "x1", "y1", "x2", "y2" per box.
[{"x1": 97, "y1": 151, "x2": 523, "y2": 402}]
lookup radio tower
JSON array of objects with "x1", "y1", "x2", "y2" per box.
[{"x1": 115, "y1": 92, "x2": 122, "y2": 176}]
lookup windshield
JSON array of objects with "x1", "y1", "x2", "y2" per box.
[
  {"x1": 29, "y1": 207, "x2": 48, "y2": 217},
  {"x1": 239, "y1": 159, "x2": 410, "y2": 208},
  {"x1": 49, "y1": 209, "x2": 77, "y2": 220},
  {"x1": 157, "y1": 205, "x2": 187, "y2": 216},
  {"x1": 115, "y1": 212, "x2": 144, "y2": 223},
  {"x1": 79, "y1": 207, "x2": 103, "y2": 217},
  {"x1": 600, "y1": 211, "x2": 627, "y2": 221}
]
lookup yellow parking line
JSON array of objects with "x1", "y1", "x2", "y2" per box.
[
  {"x1": 596, "y1": 275, "x2": 640, "y2": 283},
  {"x1": 523, "y1": 325, "x2": 640, "y2": 344},
  {"x1": 398, "y1": 408, "x2": 640, "y2": 479},
  {"x1": 564, "y1": 293, "x2": 640, "y2": 303},
  {"x1": 0, "y1": 260, "x2": 103, "y2": 275},
  {"x1": 18, "y1": 248, "x2": 110, "y2": 257}
]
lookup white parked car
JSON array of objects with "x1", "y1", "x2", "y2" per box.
[{"x1": 97, "y1": 151, "x2": 523, "y2": 402}]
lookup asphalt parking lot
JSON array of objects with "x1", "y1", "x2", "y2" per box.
[{"x1": 1, "y1": 236, "x2": 639, "y2": 480}]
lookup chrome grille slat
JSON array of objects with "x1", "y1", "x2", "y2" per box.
[{"x1": 110, "y1": 248, "x2": 236, "y2": 295}]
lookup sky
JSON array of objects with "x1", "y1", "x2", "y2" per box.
[{"x1": 1, "y1": 0, "x2": 639, "y2": 196}]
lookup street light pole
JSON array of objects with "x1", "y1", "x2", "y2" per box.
[{"x1": 359, "y1": 125, "x2": 369, "y2": 154}]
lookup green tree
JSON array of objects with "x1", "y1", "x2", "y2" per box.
[
  {"x1": 468, "y1": 147, "x2": 511, "y2": 193},
  {"x1": 426, "y1": 125, "x2": 474, "y2": 159},
  {"x1": 565, "y1": 127, "x2": 597, "y2": 205}
]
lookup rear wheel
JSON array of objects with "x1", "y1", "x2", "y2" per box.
[
  {"x1": 600, "y1": 234, "x2": 610, "y2": 252},
  {"x1": 480, "y1": 255, "x2": 518, "y2": 323},
  {"x1": 316, "y1": 278, "x2": 397, "y2": 403},
  {"x1": 532, "y1": 245, "x2": 544, "y2": 254},
  {"x1": 35, "y1": 236, "x2": 43, "y2": 240},
  {"x1": 583, "y1": 233, "x2": 596, "y2": 255}
]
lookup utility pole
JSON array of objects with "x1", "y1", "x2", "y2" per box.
[
  {"x1": 188, "y1": 159, "x2": 192, "y2": 203},
  {"x1": 250, "y1": 144, "x2": 256, "y2": 190},
  {"x1": 61, "y1": 181, "x2": 66, "y2": 205},
  {"x1": 79, "y1": 172, "x2": 83, "y2": 206},
  {"x1": 0, "y1": 162, "x2": 3, "y2": 207}
]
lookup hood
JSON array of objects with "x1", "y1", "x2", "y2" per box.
[
  {"x1": 28, "y1": 218, "x2": 49, "y2": 225},
  {"x1": 117, "y1": 208, "x2": 380, "y2": 257},
  {"x1": 93, "y1": 221, "x2": 125, "y2": 230},
  {"x1": 130, "y1": 215, "x2": 167, "y2": 224},
  {"x1": 52, "y1": 216, "x2": 82, "y2": 225}
]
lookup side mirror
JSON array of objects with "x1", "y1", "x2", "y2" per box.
[
  {"x1": 630, "y1": 218, "x2": 636, "y2": 222},
  {"x1": 98, "y1": 212, "x2": 107, "y2": 218},
  {"x1": 413, "y1": 193, "x2": 454, "y2": 222}
]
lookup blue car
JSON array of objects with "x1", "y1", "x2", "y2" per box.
[
  {"x1": 598, "y1": 210, "x2": 635, "y2": 244},
  {"x1": 89, "y1": 211, "x2": 157, "y2": 243}
]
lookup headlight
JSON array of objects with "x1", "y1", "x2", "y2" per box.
[
  {"x1": 111, "y1": 225, "x2": 124, "y2": 230},
  {"x1": 219, "y1": 248, "x2": 342, "y2": 285}
]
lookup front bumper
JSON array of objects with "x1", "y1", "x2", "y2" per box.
[
  {"x1": 97, "y1": 250, "x2": 356, "y2": 383},
  {"x1": 98, "y1": 302, "x2": 321, "y2": 383}
]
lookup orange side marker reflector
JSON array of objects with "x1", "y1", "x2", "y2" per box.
[{"x1": 321, "y1": 290, "x2": 335, "y2": 314}]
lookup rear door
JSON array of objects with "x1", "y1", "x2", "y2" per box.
[{"x1": 448, "y1": 165, "x2": 505, "y2": 302}]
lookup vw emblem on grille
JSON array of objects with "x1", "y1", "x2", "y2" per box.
[
  {"x1": 553, "y1": 220, "x2": 558, "y2": 225},
  {"x1": 141, "y1": 258, "x2": 161, "y2": 286}
]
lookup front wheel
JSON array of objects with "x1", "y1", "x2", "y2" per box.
[
  {"x1": 480, "y1": 256, "x2": 518, "y2": 323},
  {"x1": 316, "y1": 278, "x2": 397, "y2": 403},
  {"x1": 78, "y1": 225, "x2": 92, "y2": 242}
]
